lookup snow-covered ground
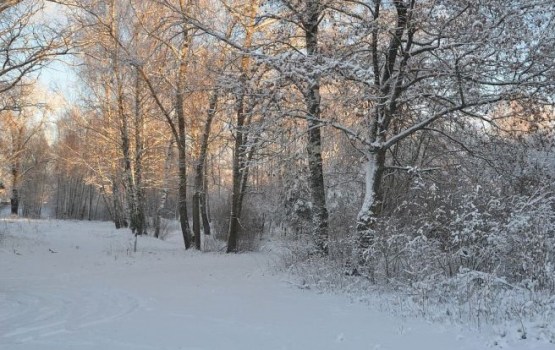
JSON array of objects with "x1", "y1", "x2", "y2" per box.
[{"x1": 0, "y1": 219, "x2": 551, "y2": 350}]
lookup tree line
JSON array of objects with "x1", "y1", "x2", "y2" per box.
[{"x1": 1, "y1": 0, "x2": 554, "y2": 286}]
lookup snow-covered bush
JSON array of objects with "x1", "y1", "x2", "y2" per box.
[
  {"x1": 499, "y1": 193, "x2": 555, "y2": 291},
  {"x1": 280, "y1": 183, "x2": 555, "y2": 331},
  {"x1": 365, "y1": 187, "x2": 555, "y2": 291}
]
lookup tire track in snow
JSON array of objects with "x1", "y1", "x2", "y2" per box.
[{"x1": 0, "y1": 287, "x2": 140, "y2": 344}]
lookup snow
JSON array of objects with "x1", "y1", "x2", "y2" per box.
[{"x1": 0, "y1": 219, "x2": 552, "y2": 350}]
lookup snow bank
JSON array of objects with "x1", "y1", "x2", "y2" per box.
[{"x1": 1, "y1": 219, "x2": 552, "y2": 349}]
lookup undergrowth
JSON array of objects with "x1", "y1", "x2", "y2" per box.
[{"x1": 275, "y1": 189, "x2": 555, "y2": 345}]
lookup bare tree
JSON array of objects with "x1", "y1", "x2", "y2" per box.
[
  {"x1": 0, "y1": 0, "x2": 70, "y2": 103},
  {"x1": 0, "y1": 92, "x2": 45, "y2": 216},
  {"x1": 225, "y1": 0, "x2": 261, "y2": 253},
  {"x1": 336, "y1": 1, "x2": 555, "y2": 262}
]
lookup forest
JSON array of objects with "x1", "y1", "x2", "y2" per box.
[{"x1": 1, "y1": 0, "x2": 555, "y2": 329}]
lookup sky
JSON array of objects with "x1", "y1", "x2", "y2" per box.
[
  {"x1": 36, "y1": 1, "x2": 80, "y2": 106},
  {"x1": 38, "y1": 58, "x2": 80, "y2": 104},
  {"x1": 31, "y1": 0, "x2": 81, "y2": 143}
]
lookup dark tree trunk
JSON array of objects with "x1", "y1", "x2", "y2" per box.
[
  {"x1": 201, "y1": 155, "x2": 211, "y2": 234},
  {"x1": 112, "y1": 179, "x2": 125, "y2": 229},
  {"x1": 87, "y1": 185, "x2": 94, "y2": 221},
  {"x1": 303, "y1": 0, "x2": 329, "y2": 254},
  {"x1": 10, "y1": 188, "x2": 18, "y2": 215},
  {"x1": 226, "y1": 103, "x2": 258, "y2": 252},
  {"x1": 10, "y1": 156, "x2": 20, "y2": 216},
  {"x1": 226, "y1": 96, "x2": 246, "y2": 253},
  {"x1": 193, "y1": 91, "x2": 218, "y2": 249},
  {"x1": 178, "y1": 143, "x2": 191, "y2": 249},
  {"x1": 192, "y1": 193, "x2": 201, "y2": 249},
  {"x1": 134, "y1": 67, "x2": 146, "y2": 235},
  {"x1": 200, "y1": 190, "x2": 211, "y2": 235},
  {"x1": 226, "y1": 3, "x2": 258, "y2": 253},
  {"x1": 173, "y1": 13, "x2": 193, "y2": 249}
]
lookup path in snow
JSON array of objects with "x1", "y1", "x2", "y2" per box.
[{"x1": 0, "y1": 219, "x2": 548, "y2": 350}]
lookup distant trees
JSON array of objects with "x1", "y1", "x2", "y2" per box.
[
  {"x1": 52, "y1": 108, "x2": 113, "y2": 221},
  {"x1": 0, "y1": 0, "x2": 69, "y2": 217},
  {"x1": 0, "y1": 86, "x2": 50, "y2": 217},
  {"x1": 54, "y1": 0, "x2": 226, "y2": 248},
  {"x1": 1, "y1": 111, "x2": 37, "y2": 215},
  {"x1": 56, "y1": 0, "x2": 166, "y2": 234}
]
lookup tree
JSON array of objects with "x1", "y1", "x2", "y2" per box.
[
  {"x1": 225, "y1": 0, "x2": 261, "y2": 253},
  {"x1": 352, "y1": 1, "x2": 552, "y2": 260},
  {"x1": 0, "y1": 0, "x2": 70, "y2": 105},
  {"x1": 266, "y1": 0, "x2": 331, "y2": 254},
  {"x1": 257, "y1": 0, "x2": 554, "y2": 265},
  {"x1": 0, "y1": 87, "x2": 46, "y2": 216}
]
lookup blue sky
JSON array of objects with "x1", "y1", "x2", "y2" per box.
[
  {"x1": 38, "y1": 58, "x2": 79, "y2": 104},
  {"x1": 34, "y1": 1, "x2": 79, "y2": 104}
]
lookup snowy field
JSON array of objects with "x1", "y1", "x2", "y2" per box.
[{"x1": 0, "y1": 219, "x2": 552, "y2": 350}]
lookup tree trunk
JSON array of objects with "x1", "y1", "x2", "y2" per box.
[
  {"x1": 237, "y1": 136, "x2": 258, "y2": 219},
  {"x1": 304, "y1": 1, "x2": 329, "y2": 254},
  {"x1": 10, "y1": 160, "x2": 20, "y2": 215},
  {"x1": 114, "y1": 51, "x2": 139, "y2": 234},
  {"x1": 306, "y1": 113, "x2": 329, "y2": 254},
  {"x1": 178, "y1": 143, "x2": 191, "y2": 249},
  {"x1": 226, "y1": 96, "x2": 246, "y2": 253},
  {"x1": 110, "y1": 0, "x2": 135, "y2": 232},
  {"x1": 155, "y1": 140, "x2": 174, "y2": 238},
  {"x1": 134, "y1": 66, "x2": 146, "y2": 235},
  {"x1": 193, "y1": 91, "x2": 218, "y2": 245},
  {"x1": 356, "y1": 149, "x2": 386, "y2": 262},
  {"x1": 176, "y1": 58, "x2": 192, "y2": 248},
  {"x1": 192, "y1": 193, "x2": 201, "y2": 249},
  {"x1": 226, "y1": 0, "x2": 258, "y2": 253},
  {"x1": 10, "y1": 188, "x2": 18, "y2": 215},
  {"x1": 175, "y1": 1, "x2": 193, "y2": 249},
  {"x1": 112, "y1": 178, "x2": 125, "y2": 229},
  {"x1": 355, "y1": 0, "x2": 408, "y2": 262},
  {"x1": 120, "y1": 97, "x2": 137, "y2": 234},
  {"x1": 200, "y1": 180, "x2": 211, "y2": 235},
  {"x1": 87, "y1": 185, "x2": 94, "y2": 221}
]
